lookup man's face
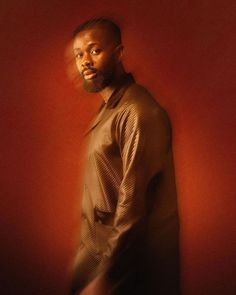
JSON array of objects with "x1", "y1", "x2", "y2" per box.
[{"x1": 73, "y1": 25, "x2": 120, "y2": 92}]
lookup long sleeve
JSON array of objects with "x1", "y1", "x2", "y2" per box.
[
  {"x1": 97, "y1": 100, "x2": 172, "y2": 271},
  {"x1": 70, "y1": 81, "x2": 180, "y2": 295}
]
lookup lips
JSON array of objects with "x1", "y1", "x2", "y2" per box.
[{"x1": 82, "y1": 69, "x2": 97, "y2": 80}]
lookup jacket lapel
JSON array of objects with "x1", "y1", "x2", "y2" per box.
[
  {"x1": 83, "y1": 103, "x2": 106, "y2": 136},
  {"x1": 83, "y1": 74, "x2": 135, "y2": 137}
]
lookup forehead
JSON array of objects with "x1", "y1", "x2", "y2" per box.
[{"x1": 73, "y1": 25, "x2": 115, "y2": 50}]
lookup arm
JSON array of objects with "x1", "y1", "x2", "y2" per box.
[{"x1": 96, "y1": 101, "x2": 171, "y2": 273}]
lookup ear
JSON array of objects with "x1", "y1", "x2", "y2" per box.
[{"x1": 115, "y1": 44, "x2": 124, "y2": 62}]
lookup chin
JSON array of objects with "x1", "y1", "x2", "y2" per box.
[
  {"x1": 83, "y1": 75, "x2": 108, "y2": 93},
  {"x1": 82, "y1": 70, "x2": 115, "y2": 93},
  {"x1": 83, "y1": 81, "x2": 104, "y2": 93}
]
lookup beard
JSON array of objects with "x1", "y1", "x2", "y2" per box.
[
  {"x1": 81, "y1": 59, "x2": 116, "y2": 93},
  {"x1": 82, "y1": 70, "x2": 114, "y2": 93}
]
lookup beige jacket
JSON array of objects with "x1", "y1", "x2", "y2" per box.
[{"x1": 73, "y1": 74, "x2": 180, "y2": 294}]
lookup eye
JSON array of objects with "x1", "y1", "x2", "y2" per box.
[
  {"x1": 90, "y1": 48, "x2": 101, "y2": 55},
  {"x1": 75, "y1": 52, "x2": 83, "y2": 59}
]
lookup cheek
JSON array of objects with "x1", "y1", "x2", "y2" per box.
[
  {"x1": 94, "y1": 56, "x2": 105, "y2": 68},
  {"x1": 75, "y1": 60, "x2": 82, "y2": 73},
  {"x1": 97, "y1": 55, "x2": 116, "y2": 71}
]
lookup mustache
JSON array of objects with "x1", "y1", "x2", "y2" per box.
[{"x1": 81, "y1": 67, "x2": 97, "y2": 76}]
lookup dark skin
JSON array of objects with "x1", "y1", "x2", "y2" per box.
[{"x1": 73, "y1": 24, "x2": 126, "y2": 102}]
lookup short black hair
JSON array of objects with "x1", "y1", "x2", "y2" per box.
[{"x1": 72, "y1": 17, "x2": 122, "y2": 45}]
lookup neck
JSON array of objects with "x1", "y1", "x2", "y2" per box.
[{"x1": 100, "y1": 65, "x2": 126, "y2": 103}]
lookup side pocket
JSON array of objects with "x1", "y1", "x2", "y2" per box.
[
  {"x1": 95, "y1": 222, "x2": 113, "y2": 252},
  {"x1": 94, "y1": 207, "x2": 114, "y2": 226},
  {"x1": 94, "y1": 208, "x2": 114, "y2": 252}
]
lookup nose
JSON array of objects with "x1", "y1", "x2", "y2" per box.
[{"x1": 81, "y1": 53, "x2": 93, "y2": 68}]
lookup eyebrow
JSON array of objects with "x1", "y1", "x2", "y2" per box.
[{"x1": 73, "y1": 42, "x2": 100, "y2": 52}]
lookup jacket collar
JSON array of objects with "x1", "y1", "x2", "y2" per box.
[
  {"x1": 105, "y1": 73, "x2": 135, "y2": 109},
  {"x1": 84, "y1": 73, "x2": 135, "y2": 136}
]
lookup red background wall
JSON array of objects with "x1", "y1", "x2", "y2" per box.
[{"x1": 1, "y1": 0, "x2": 235, "y2": 294}]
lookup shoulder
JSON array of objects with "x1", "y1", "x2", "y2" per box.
[
  {"x1": 117, "y1": 83, "x2": 171, "y2": 128},
  {"x1": 123, "y1": 83, "x2": 157, "y2": 107}
]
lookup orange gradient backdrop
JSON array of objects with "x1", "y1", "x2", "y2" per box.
[{"x1": 1, "y1": 1, "x2": 235, "y2": 294}]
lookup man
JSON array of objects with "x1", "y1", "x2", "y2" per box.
[{"x1": 70, "y1": 18, "x2": 180, "y2": 295}]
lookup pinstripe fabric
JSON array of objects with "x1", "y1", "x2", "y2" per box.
[{"x1": 71, "y1": 74, "x2": 180, "y2": 294}]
